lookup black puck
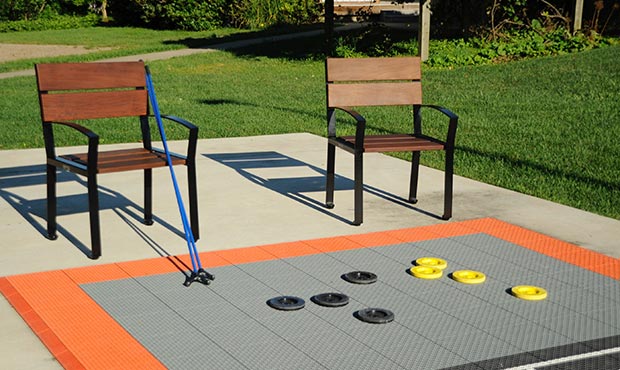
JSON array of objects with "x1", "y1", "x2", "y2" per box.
[
  {"x1": 311, "y1": 292, "x2": 350, "y2": 307},
  {"x1": 267, "y1": 296, "x2": 305, "y2": 311},
  {"x1": 342, "y1": 271, "x2": 378, "y2": 284},
  {"x1": 355, "y1": 308, "x2": 394, "y2": 324}
]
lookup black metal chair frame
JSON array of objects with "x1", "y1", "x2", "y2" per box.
[
  {"x1": 324, "y1": 57, "x2": 459, "y2": 225},
  {"x1": 36, "y1": 61, "x2": 199, "y2": 259}
]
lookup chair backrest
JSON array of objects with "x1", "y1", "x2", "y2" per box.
[
  {"x1": 36, "y1": 61, "x2": 148, "y2": 122},
  {"x1": 325, "y1": 56, "x2": 422, "y2": 108}
]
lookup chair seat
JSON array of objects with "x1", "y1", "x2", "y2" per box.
[
  {"x1": 61, "y1": 148, "x2": 186, "y2": 174},
  {"x1": 339, "y1": 134, "x2": 445, "y2": 152}
]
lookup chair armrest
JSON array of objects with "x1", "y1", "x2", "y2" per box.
[
  {"x1": 419, "y1": 104, "x2": 459, "y2": 149},
  {"x1": 44, "y1": 121, "x2": 99, "y2": 169},
  {"x1": 332, "y1": 107, "x2": 366, "y2": 124},
  {"x1": 330, "y1": 106, "x2": 367, "y2": 151},
  {"x1": 161, "y1": 115, "x2": 198, "y2": 131},
  {"x1": 420, "y1": 105, "x2": 458, "y2": 121},
  {"x1": 156, "y1": 115, "x2": 199, "y2": 163}
]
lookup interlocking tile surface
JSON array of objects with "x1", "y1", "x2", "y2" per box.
[{"x1": 1, "y1": 218, "x2": 618, "y2": 369}]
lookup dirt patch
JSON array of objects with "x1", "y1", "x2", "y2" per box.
[{"x1": 0, "y1": 43, "x2": 112, "y2": 62}]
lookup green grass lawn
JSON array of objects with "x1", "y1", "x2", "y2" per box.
[
  {"x1": 0, "y1": 25, "x2": 320, "y2": 73},
  {"x1": 0, "y1": 29, "x2": 618, "y2": 220}
]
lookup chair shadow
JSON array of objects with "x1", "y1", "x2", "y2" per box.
[
  {"x1": 113, "y1": 209, "x2": 193, "y2": 279},
  {"x1": 204, "y1": 151, "x2": 441, "y2": 225},
  {"x1": 0, "y1": 164, "x2": 187, "y2": 261}
]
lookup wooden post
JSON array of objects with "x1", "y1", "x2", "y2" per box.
[
  {"x1": 573, "y1": 0, "x2": 584, "y2": 32},
  {"x1": 418, "y1": 0, "x2": 431, "y2": 61}
]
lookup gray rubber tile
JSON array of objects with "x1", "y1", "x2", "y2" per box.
[
  {"x1": 385, "y1": 339, "x2": 471, "y2": 369},
  {"x1": 541, "y1": 314, "x2": 620, "y2": 342},
  {"x1": 586, "y1": 307, "x2": 620, "y2": 330},
  {"x1": 81, "y1": 234, "x2": 619, "y2": 369}
]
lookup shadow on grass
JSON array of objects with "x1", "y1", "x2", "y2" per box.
[
  {"x1": 163, "y1": 23, "x2": 329, "y2": 60},
  {"x1": 163, "y1": 22, "x2": 419, "y2": 60}
]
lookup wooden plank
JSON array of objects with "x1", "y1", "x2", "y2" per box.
[
  {"x1": 574, "y1": 0, "x2": 584, "y2": 31},
  {"x1": 61, "y1": 148, "x2": 185, "y2": 173},
  {"x1": 328, "y1": 81, "x2": 422, "y2": 107},
  {"x1": 341, "y1": 134, "x2": 445, "y2": 152},
  {"x1": 419, "y1": 0, "x2": 431, "y2": 61},
  {"x1": 327, "y1": 57, "x2": 421, "y2": 81},
  {"x1": 36, "y1": 62, "x2": 146, "y2": 91},
  {"x1": 331, "y1": 1, "x2": 419, "y2": 15},
  {"x1": 40, "y1": 90, "x2": 147, "y2": 121}
]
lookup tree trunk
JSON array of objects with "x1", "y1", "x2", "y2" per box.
[{"x1": 101, "y1": 0, "x2": 109, "y2": 22}]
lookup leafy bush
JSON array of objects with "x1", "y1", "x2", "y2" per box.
[
  {"x1": 0, "y1": 0, "x2": 104, "y2": 21},
  {"x1": 0, "y1": 0, "x2": 48, "y2": 21},
  {"x1": 427, "y1": 28, "x2": 609, "y2": 67},
  {"x1": 431, "y1": 0, "x2": 619, "y2": 38},
  {"x1": 225, "y1": 0, "x2": 322, "y2": 29},
  {"x1": 3, "y1": 0, "x2": 322, "y2": 32},
  {"x1": 109, "y1": 0, "x2": 226, "y2": 31},
  {"x1": 0, "y1": 13, "x2": 100, "y2": 32},
  {"x1": 334, "y1": 24, "x2": 420, "y2": 57},
  {"x1": 332, "y1": 23, "x2": 616, "y2": 67}
]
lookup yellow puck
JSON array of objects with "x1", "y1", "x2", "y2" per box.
[
  {"x1": 451, "y1": 270, "x2": 486, "y2": 284},
  {"x1": 511, "y1": 285, "x2": 548, "y2": 301},
  {"x1": 415, "y1": 257, "x2": 448, "y2": 270},
  {"x1": 410, "y1": 266, "x2": 443, "y2": 280}
]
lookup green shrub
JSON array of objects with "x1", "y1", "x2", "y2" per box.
[
  {"x1": 109, "y1": 0, "x2": 227, "y2": 31},
  {"x1": 332, "y1": 23, "x2": 616, "y2": 67},
  {"x1": 225, "y1": 0, "x2": 321, "y2": 29},
  {"x1": 0, "y1": 13, "x2": 100, "y2": 32},
  {"x1": 0, "y1": 0, "x2": 102, "y2": 22},
  {"x1": 0, "y1": 0, "x2": 48, "y2": 21},
  {"x1": 334, "y1": 24, "x2": 420, "y2": 57}
]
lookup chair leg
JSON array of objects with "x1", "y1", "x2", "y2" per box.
[
  {"x1": 46, "y1": 164, "x2": 58, "y2": 240},
  {"x1": 188, "y1": 163, "x2": 199, "y2": 241},
  {"x1": 408, "y1": 151, "x2": 420, "y2": 204},
  {"x1": 325, "y1": 143, "x2": 336, "y2": 209},
  {"x1": 87, "y1": 173, "x2": 102, "y2": 259},
  {"x1": 144, "y1": 169, "x2": 154, "y2": 226},
  {"x1": 442, "y1": 148, "x2": 454, "y2": 220},
  {"x1": 353, "y1": 151, "x2": 363, "y2": 225}
]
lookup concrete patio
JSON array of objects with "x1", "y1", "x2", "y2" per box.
[{"x1": 1, "y1": 133, "x2": 618, "y2": 369}]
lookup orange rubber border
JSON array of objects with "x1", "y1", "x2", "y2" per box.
[{"x1": 1, "y1": 218, "x2": 618, "y2": 369}]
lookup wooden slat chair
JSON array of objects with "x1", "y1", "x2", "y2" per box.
[
  {"x1": 36, "y1": 61, "x2": 199, "y2": 259},
  {"x1": 325, "y1": 56, "x2": 458, "y2": 225}
]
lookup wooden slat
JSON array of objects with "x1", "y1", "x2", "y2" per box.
[
  {"x1": 60, "y1": 148, "x2": 185, "y2": 174},
  {"x1": 328, "y1": 82, "x2": 421, "y2": 107},
  {"x1": 341, "y1": 134, "x2": 444, "y2": 152},
  {"x1": 40, "y1": 90, "x2": 147, "y2": 121},
  {"x1": 327, "y1": 57, "x2": 421, "y2": 82},
  {"x1": 331, "y1": 0, "x2": 420, "y2": 15},
  {"x1": 36, "y1": 62, "x2": 146, "y2": 91}
]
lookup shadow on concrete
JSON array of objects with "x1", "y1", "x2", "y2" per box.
[
  {"x1": 204, "y1": 151, "x2": 440, "y2": 225},
  {"x1": 0, "y1": 164, "x2": 186, "y2": 260}
]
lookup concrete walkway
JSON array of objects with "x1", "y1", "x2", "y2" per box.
[{"x1": 1, "y1": 133, "x2": 619, "y2": 369}]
